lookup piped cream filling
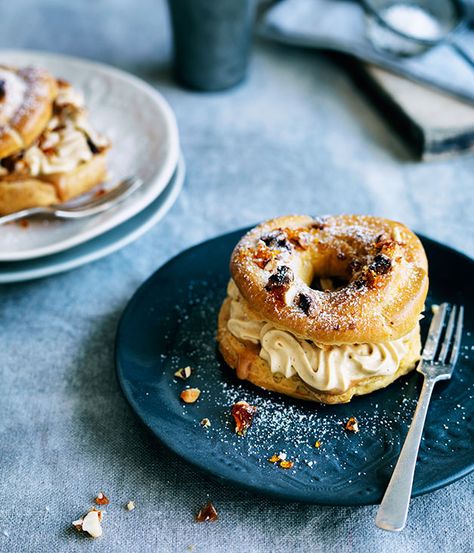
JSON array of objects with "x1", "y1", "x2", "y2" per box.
[
  {"x1": 226, "y1": 280, "x2": 418, "y2": 393},
  {"x1": 2, "y1": 83, "x2": 108, "y2": 177},
  {"x1": 22, "y1": 126, "x2": 93, "y2": 176}
]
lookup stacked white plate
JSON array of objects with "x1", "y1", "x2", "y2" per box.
[{"x1": 0, "y1": 50, "x2": 183, "y2": 283}]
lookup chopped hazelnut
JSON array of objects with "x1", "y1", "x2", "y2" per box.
[
  {"x1": 82, "y1": 509, "x2": 103, "y2": 538},
  {"x1": 195, "y1": 502, "x2": 218, "y2": 523},
  {"x1": 279, "y1": 460, "x2": 294, "y2": 470},
  {"x1": 72, "y1": 508, "x2": 104, "y2": 538},
  {"x1": 314, "y1": 440, "x2": 322, "y2": 448},
  {"x1": 174, "y1": 366, "x2": 192, "y2": 380},
  {"x1": 268, "y1": 452, "x2": 287, "y2": 464},
  {"x1": 231, "y1": 401, "x2": 257, "y2": 436},
  {"x1": 180, "y1": 388, "x2": 201, "y2": 403},
  {"x1": 126, "y1": 501, "x2": 135, "y2": 511},
  {"x1": 94, "y1": 492, "x2": 109, "y2": 505},
  {"x1": 344, "y1": 417, "x2": 360, "y2": 433},
  {"x1": 253, "y1": 243, "x2": 274, "y2": 269},
  {"x1": 200, "y1": 418, "x2": 211, "y2": 428}
]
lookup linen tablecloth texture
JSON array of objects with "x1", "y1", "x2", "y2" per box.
[{"x1": 0, "y1": 1, "x2": 473, "y2": 552}]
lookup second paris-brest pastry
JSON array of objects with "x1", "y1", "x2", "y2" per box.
[
  {"x1": 0, "y1": 65, "x2": 110, "y2": 215},
  {"x1": 217, "y1": 215, "x2": 429, "y2": 404}
]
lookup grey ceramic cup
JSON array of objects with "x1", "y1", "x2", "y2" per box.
[{"x1": 168, "y1": 0, "x2": 256, "y2": 91}]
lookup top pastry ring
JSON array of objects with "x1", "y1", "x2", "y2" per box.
[
  {"x1": 0, "y1": 65, "x2": 58, "y2": 158},
  {"x1": 230, "y1": 214, "x2": 429, "y2": 345}
]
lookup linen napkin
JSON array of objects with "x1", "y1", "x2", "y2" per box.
[{"x1": 260, "y1": 0, "x2": 474, "y2": 104}]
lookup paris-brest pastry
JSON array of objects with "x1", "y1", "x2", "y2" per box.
[
  {"x1": 218, "y1": 215, "x2": 428, "y2": 404},
  {"x1": 0, "y1": 65, "x2": 109, "y2": 215}
]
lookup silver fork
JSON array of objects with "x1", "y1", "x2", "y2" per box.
[
  {"x1": 0, "y1": 176, "x2": 143, "y2": 225},
  {"x1": 375, "y1": 302, "x2": 464, "y2": 532}
]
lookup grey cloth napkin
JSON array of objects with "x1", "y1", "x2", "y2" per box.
[{"x1": 260, "y1": 0, "x2": 474, "y2": 104}]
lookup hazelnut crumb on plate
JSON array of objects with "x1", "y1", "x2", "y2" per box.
[
  {"x1": 268, "y1": 452, "x2": 294, "y2": 468},
  {"x1": 268, "y1": 452, "x2": 286, "y2": 464},
  {"x1": 180, "y1": 388, "x2": 201, "y2": 403},
  {"x1": 231, "y1": 400, "x2": 257, "y2": 436},
  {"x1": 344, "y1": 417, "x2": 360, "y2": 433},
  {"x1": 174, "y1": 366, "x2": 192, "y2": 380},
  {"x1": 126, "y1": 501, "x2": 135, "y2": 511}
]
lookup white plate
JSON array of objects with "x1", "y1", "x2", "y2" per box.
[
  {"x1": 0, "y1": 155, "x2": 185, "y2": 283},
  {"x1": 0, "y1": 50, "x2": 180, "y2": 261}
]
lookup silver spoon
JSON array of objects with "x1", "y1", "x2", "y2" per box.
[{"x1": 0, "y1": 176, "x2": 143, "y2": 226}]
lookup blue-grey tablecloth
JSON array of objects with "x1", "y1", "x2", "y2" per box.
[{"x1": 0, "y1": 1, "x2": 473, "y2": 552}]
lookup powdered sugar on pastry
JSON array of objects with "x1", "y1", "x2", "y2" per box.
[
  {"x1": 0, "y1": 68, "x2": 27, "y2": 124},
  {"x1": 230, "y1": 215, "x2": 428, "y2": 344}
]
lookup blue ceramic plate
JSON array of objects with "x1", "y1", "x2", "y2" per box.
[{"x1": 115, "y1": 230, "x2": 474, "y2": 505}]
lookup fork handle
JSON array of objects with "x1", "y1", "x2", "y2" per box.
[{"x1": 375, "y1": 377, "x2": 436, "y2": 532}]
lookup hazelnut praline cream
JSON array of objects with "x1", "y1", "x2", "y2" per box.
[
  {"x1": 226, "y1": 279, "x2": 419, "y2": 394},
  {"x1": 217, "y1": 214, "x2": 429, "y2": 404}
]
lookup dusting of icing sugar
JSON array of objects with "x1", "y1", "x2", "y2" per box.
[
  {"x1": 151, "y1": 277, "x2": 473, "y2": 486},
  {"x1": 227, "y1": 281, "x2": 418, "y2": 393},
  {"x1": 231, "y1": 216, "x2": 426, "y2": 342},
  {"x1": 0, "y1": 68, "x2": 27, "y2": 124},
  {"x1": 10, "y1": 67, "x2": 54, "y2": 127}
]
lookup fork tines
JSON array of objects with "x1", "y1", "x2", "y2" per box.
[{"x1": 421, "y1": 303, "x2": 464, "y2": 375}]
